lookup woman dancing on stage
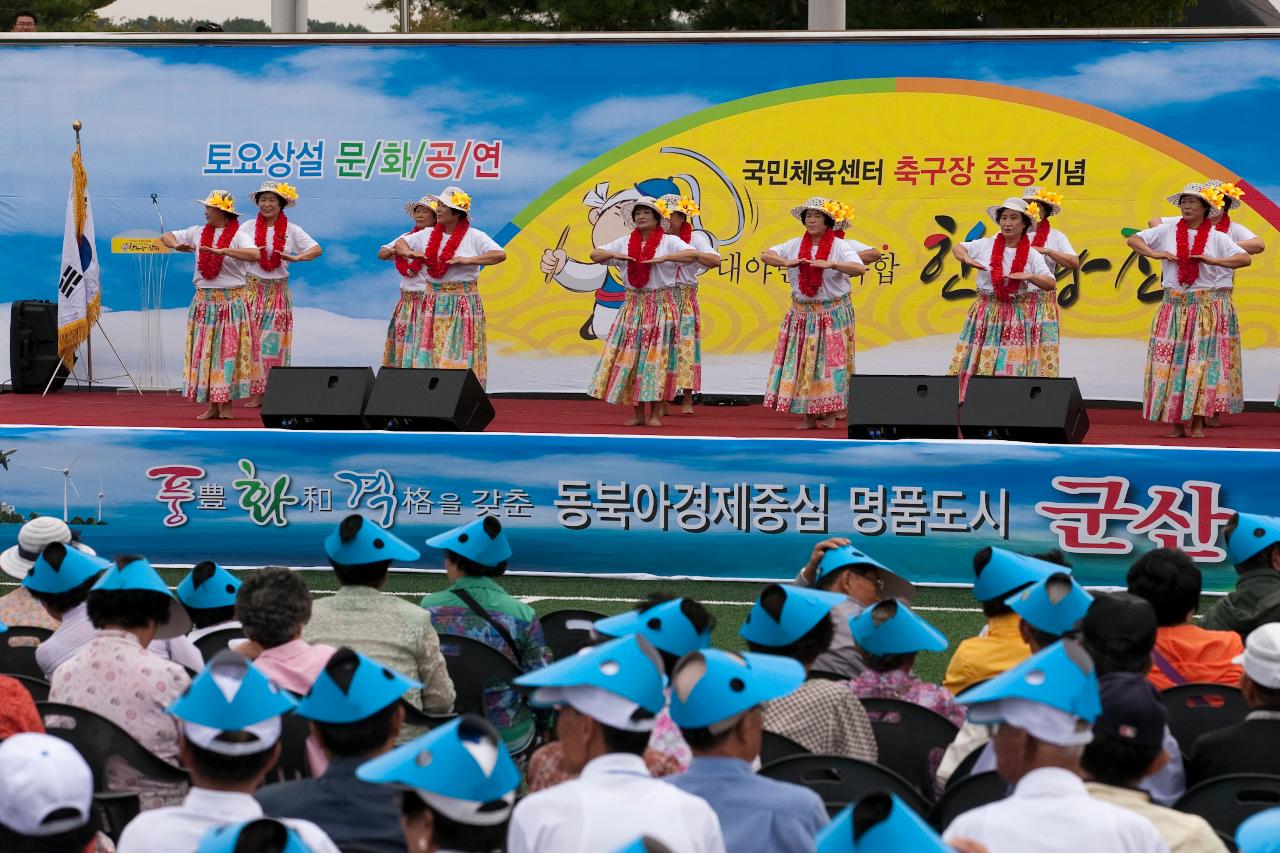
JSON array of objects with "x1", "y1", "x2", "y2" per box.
[
  {"x1": 587, "y1": 197, "x2": 697, "y2": 427},
  {"x1": 947, "y1": 197, "x2": 1057, "y2": 400},
  {"x1": 657, "y1": 193, "x2": 720, "y2": 415},
  {"x1": 760, "y1": 196, "x2": 865, "y2": 430},
  {"x1": 392, "y1": 187, "x2": 506, "y2": 385},
  {"x1": 1022, "y1": 187, "x2": 1079, "y2": 378},
  {"x1": 1127, "y1": 181, "x2": 1250, "y2": 438},
  {"x1": 242, "y1": 180, "x2": 321, "y2": 408},
  {"x1": 160, "y1": 190, "x2": 263, "y2": 420},
  {"x1": 381, "y1": 195, "x2": 441, "y2": 369}
]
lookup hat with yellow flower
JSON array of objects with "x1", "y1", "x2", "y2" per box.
[
  {"x1": 623, "y1": 196, "x2": 665, "y2": 228},
  {"x1": 403, "y1": 195, "x2": 439, "y2": 216},
  {"x1": 437, "y1": 186, "x2": 472, "y2": 215},
  {"x1": 197, "y1": 190, "x2": 239, "y2": 217},
  {"x1": 791, "y1": 196, "x2": 853, "y2": 231},
  {"x1": 1206, "y1": 179, "x2": 1246, "y2": 212},
  {"x1": 1167, "y1": 181, "x2": 1225, "y2": 212},
  {"x1": 249, "y1": 180, "x2": 299, "y2": 208},
  {"x1": 1022, "y1": 186, "x2": 1064, "y2": 218},
  {"x1": 985, "y1": 196, "x2": 1035, "y2": 225},
  {"x1": 655, "y1": 194, "x2": 701, "y2": 222}
]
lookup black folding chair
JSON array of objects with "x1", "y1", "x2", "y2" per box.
[
  {"x1": 945, "y1": 741, "x2": 990, "y2": 790},
  {"x1": 193, "y1": 626, "x2": 246, "y2": 662},
  {"x1": 401, "y1": 702, "x2": 458, "y2": 730},
  {"x1": 929, "y1": 771, "x2": 1009, "y2": 830},
  {"x1": 760, "y1": 730, "x2": 811, "y2": 766},
  {"x1": 6, "y1": 672, "x2": 50, "y2": 702},
  {"x1": 0, "y1": 626, "x2": 51, "y2": 680},
  {"x1": 1174, "y1": 773, "x2": 1280, "y2": 838},
  {"x1": 438, "y1": 634, "x2": 524, "y2": 716},
  {"x1": 538, "y1": 609, "x2": 606, "y2": 661},
  {"x1": 93, "y1": 792, "x2": 140, "y2": 843},
  {"x1": 38, "y1": 702, "x2": 190, "y2": 793},
  {"x1": 263, "y1": 711, "x2": 313, "y2": 784},
  {"x1": 861, "y1": 698, "x2": 959, "y2": 798},
  {"x1": 1162, "y1": 683, "x2": 1250, "y2": 757},
  {"x1": 760, "y1": 754, "x2": 931, "y2": 817}
]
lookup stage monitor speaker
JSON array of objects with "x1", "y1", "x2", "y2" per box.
[
  {"x1": 9, "y1": 300, "x2": 71, "y2": 394},
  {"x1": 365, "y1": 368, "x2": 495, "y2": 432},
  {"x1": 259, "y1": 367, "x2": 375, "y2": 430},
  {"x1": 847, "y1": 375, "x2": 959, "y2": 440},
  {"x1": 960, "y1": 376, "x2": 1089, "y2": 444}
]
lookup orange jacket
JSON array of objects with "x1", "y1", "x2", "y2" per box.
[{"x1": 1146, "y1": 624, "x2": 1244, "y2": 691}]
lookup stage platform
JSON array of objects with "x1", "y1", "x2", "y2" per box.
[{"x1": 2, "y1": 390, "x2": 1277, "y2": 448}]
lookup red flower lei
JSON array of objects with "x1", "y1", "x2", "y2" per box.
[
  {"x1": 797, "y1": 229, "x2": 836, "y2": 298},
  {"x1": 1176, "y1": 218, "x2": 1212, "y2": 287},
  {"x1": 255, "y1": 213, "x2": 289, "y2": 273},
  {"x1": 1213, "y1": 212, "x2": 1232, "y2": 234},
  {"x1": 626, "y1": 228, "x2": 665, "y2": 288},
  {"x1": 989, "y1": 235, "x2": 1032, "y2": 301},
  {"x1": 395, "y1": 226, "x2": 426, "y2": 278},
  {"x1": 197, "y1": 220, "x2": 241, "y2": 281},
  {"x1": 1031, "y1": 218, "x2": 1051, "y2": 248},
  {"x1": 671, "y1": 222, "x2": 693, "y2": 243},
  {"x1": 422, "y1": 220, "x2": 470, "y2": 280}
]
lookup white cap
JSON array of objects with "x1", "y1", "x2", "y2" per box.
[
  {"x1": 531, "y1": 684, "x2": 657, "y2": 732},
  {"x1": 0, "y1": 733, "x2": 93, "y2": 836},
  {"x1": 1235, "y1": 624, "x2": 1280, "y2": 689},
  {"x1": 0, "y1": 517, "x2": 73, "y2": 580},
  {"x1": 969, "y1": 697, "x2": 1094, "y2": 747}
]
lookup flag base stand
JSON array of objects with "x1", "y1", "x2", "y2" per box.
[{"x1": 44, "y1": 321, "x2": 143, "y2": 397}]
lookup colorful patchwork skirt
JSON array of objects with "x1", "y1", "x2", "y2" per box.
[
  {"x1": 1143, "y1": 288, "x2": 1243, "y2": 423},
  {"x1": 947, "y1": 292, "x2": 1035, "y2": 401},
  {"x1": 763, "y1": 295, "x2": 855, "y2": 415},
  {"x1": 673, "y1": 284, "x2": 702, "y2": 393},
  {"x1": 246, "y1": 274, "x2": 292, "y2": 374},
  {"x1": 183, "y1": 287, "x2": 264, "y2": 403},
  {"x1": 382, "y1": 281, "x2": 488, "y2": 386},
  {"x1": 1026, "y1": 289, "x2": 1061, "y2": 378},
  {"x1": 588, "y1": 288, "x2": 680, "y2": 405}
]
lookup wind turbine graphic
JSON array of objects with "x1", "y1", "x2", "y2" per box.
[
  {"x1": 97, "y1": 476, "x2": 105, "y2": 523},
  {"x1": 40, "y1": 451, "x2": 84, "y2": 522}
]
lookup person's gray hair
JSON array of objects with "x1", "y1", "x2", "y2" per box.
[{"x1": 235, "y1": 566, "x2": 313, "y2": 649}]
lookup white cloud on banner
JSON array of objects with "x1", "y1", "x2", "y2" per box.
[{"x1": 568, "y1": 94, "x2": 714, "y2": 149}]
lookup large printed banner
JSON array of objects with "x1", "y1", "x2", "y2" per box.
[
  {"x1": 0, "y1": 426, "x2": 1272, "y2": 589},
  {"x1": 2, "y1": 37, "x2": 1279, "y2": 397}
]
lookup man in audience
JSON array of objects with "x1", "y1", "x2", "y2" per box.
[
  {"x1": 794, "y1": 537, "x2": 914, "y2": 678},
  {"x1": 666, "y1": 648, "x2": 829, "y2": 851},
  {"x1": 1082, "y1": 672, "x2": 1226, "y2": 853},
  {"x1": 177, "y1": 561, "x2": 242, "y2": 644},
  {"x1": 1187, "y1": 623, "x2": 1280, "y2": 785},
  {"x1": 0, "y1": 517, "x2": 83, "y2": 630},
  {"x1": 508, "y1": 634, "x2": 725, "y2": 852},
  {"x1": 304, "y1": 515, "x2": 455, "y2": 732},
  {"x1": 1127, "y1": 548, "x2": 1243, "y2": 690},
  {"x1": 197, "y1": 819, "x2": 319, "y2": 853},
  {"x1": 1204, "y1": 512, "x2": 1280, "y2": 637},
  {"x1": 942, "y1": 640, "x2": 1169, "y2": 852},
  {"x1": 117, "y1": 651, "x2": 340, "y2": 853},
  {"x1": 10, "y1": 10, "x2": 37, "y2": 30},
  {"x1": 0, "y1": 732, "x2": 100, "y2": 853},
  {"x1": 24, "y1": 543, "x2": 110, "y2": 677},
  {"x1": 257, "y1": 648, "x2": 415, "y2": 853}
]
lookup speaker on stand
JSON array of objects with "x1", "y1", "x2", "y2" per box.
[
  {"x1": 959, "y1": 376, "x2": 1089, "y2": 444},
  {"x1": 365, "y1": 368, "x2": 494, "y2": 432},
  {"x1": 847, "y1": 375, "x2": 960, "y2": 440},
  {"x1": 259, "y1": 367, "x2": 376, "y2": 430}
]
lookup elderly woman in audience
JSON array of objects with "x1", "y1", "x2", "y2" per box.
[
  {"x1": 234, "y1": 566, "x2": 335, "y2": 694},
  {"x1": 849, "y1": 598, "x2": 964, "y2": 727}
]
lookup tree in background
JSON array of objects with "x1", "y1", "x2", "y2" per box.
[
  {"x1": 2, "y1": 0, "x2": 112, "y2": 31},
  {"x1": 83, "y1": 15, "x2": 368, "y2": 33}
]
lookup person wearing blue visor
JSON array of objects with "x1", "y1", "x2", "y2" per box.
[
  {"x1": 197, "y1": 818, "x2": 317, "y2": 853},
  {"x1": 421, "y1": 516, "x2": 551, "y2": 754},
  {"x1": 257, "y1": 648, "x2": 420, "y2": 853},
  {"x1": 611, "y1": 839, "x2": 676, "y2": 853},
  {"x1": 23, "y1": 541, "x2": 110, "y2": 679},
  {"x1": 818, "y1": 791, "x2": 976, "y2": 853},
  {"x1": 1204, "y1": 511, "x2": 1280, "y2": 637},
  {"x1": 594, "y1": 595, "x2": 716, "y2": 666},
  {"x1": 666, "y1": 648, "x2": 829, "y2": 852},
  {"x1": 305, "y1": 515, "x2": 456, "y2": 735},
  {"x1": 358, "y1": 714, "x2": 521, "y2": 853},
  {"x1": 1236, "y1": 807, "x2": 1280, "y2": 853},
  {"x1": 178, "y1": 561, "x2": 243, "y2": 643},
  {"x1": 508, "y1": 635, "x2": 725, "y2": 853},
  {"x1": 943, "y1": 640, "x2": 1168, "y2": 853},
  {"x1": 943, "y1": 546, "x2": 1070, "y2": 695},
  {"x1": 794, "y1": 538, "x2": 915, "y2": 680},
  {"x1": 117, "y1": 651, "x2": 341, "y2": 853},
  {"x1": 741, "y1": 583, "x2": 877, "y2": 763}
]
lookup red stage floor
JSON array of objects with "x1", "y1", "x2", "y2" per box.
[{"x1": 3, "y1": 391, "x2": 1278, "y2": 448}]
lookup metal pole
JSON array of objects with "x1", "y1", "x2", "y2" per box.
[
  {"x1": 295, "y1": 0, "x2": 309, "y2": 33},
  {"x1": 72, "y1": 120, "x2": 95, "y2": 389},
  {"x1": 400, "y1": 0, "x2": 410, "y2": 33},
  {"x1": 808, "y1": 0, "x2": 846, "y2": 30},
  {"x1": 271, "y1": 0, "x2": 306, "y2": 33}
]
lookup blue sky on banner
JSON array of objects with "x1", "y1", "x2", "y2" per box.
[{"x1": 1, "y1": 39, "x2": 1279, "y2": 314}]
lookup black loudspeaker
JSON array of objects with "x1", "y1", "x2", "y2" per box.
[
  {"x1": 960, "y1": 376, "x2": 1090, "y2": 444},
  {"x1": 365, "y1": 368, "x2": 495, "y2": 432},
  {"x1": 259, "y1": 367, "x2": 375, "y2": 430},
  {"x1": 9, "y1": 300, "x2": 71, "y2": 393},
  {"x1": 847, "y1": 375, "x2": 960, "y2": 440}
]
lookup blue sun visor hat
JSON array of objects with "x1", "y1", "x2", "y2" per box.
[
  {"x1": 740, "y1": 584, "x2": 845, "y2": 648},
  {"x1": 170, "y1": 650, "x2": 298, "y2": 755},
  {"x1": 972, "y1": 547, "x2": 1066, "y2": 602},
  {"x1": 294, "y1": 647, "x2": 420, "y2": 724},
  {"x1": 514, "y1": 634, "x2": 666, "y2": 731},
  {"x1": 817, "y1": 792, "x2": 952, "y2": 853},
  {"x1": 197, "y1": 819, "x2": 316, "y2": 853},
  {"x1": 816, "y1": 544, "x2": 915, "y2": 601},
  {"x1": 91, "y1": 557, "x2": 192, "y2": 639},
  {"x1": 1227, "y1": 512, "x2": 1280, "y2": 566},
  {"x1": 1006, "y1": 572, "x2": 1093, "y2": 638},
  {"x1": 426, "y1": 516, "x2": 511, "y2": 568},
  {"x1": 669, "y1": 649, "x2": 804, "y2": 730},
  {"x1": 23, "y1": 542, "x2": 111, "y2": 595},
  {"x1": 594, "y1": 598, "x2": 712, "y2": 658},
  {"x1": 960, "y1": 639, "x2": 1101, "y2": 740},
  {"x1": 357, "y1": 714, "x2": 520, "y2": 827},
  {"x1": 1236, "y1": 807, "x2": 1280, "y2": 853},
  {"x1": 849, "y1": 599, "x2": 948, "y2": 656},
  {"x1": 177, "y1": 561, "x2": 242, "y2": 611},
  {"x1": 324, "y1": 514, "x2": 420, "y2": 565}
]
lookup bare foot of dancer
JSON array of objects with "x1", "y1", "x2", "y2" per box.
[
  {"x1": 196, "y1": 406, "x2": 218, "y2": 421},
  {"x1": 1205, "y1": 415, "x2": 1221, "y2": 427},
  {"x1": 1167, "y1": 424, "x2": 1187, "y2": 438},
  {"x1": 647, "y1": 414, "x2": 663, "y2": 427},
  {"x1": 835, "y1": 409, "x2": 847, "y2": 420},
  {"x1": 1188, "y1": 416, "x2": 1207, "y2": 438},
  {"x1": 817, "y1": 414, "x2": 838, "y2": 429},
  {"x1": 681, "y1": 391, "x2": 694, "y2": 415},
  {"x1": 655, "y1": 400, "x2": 668, "y2": 419},
  {"x1": 243, "y1": 396, "x2": 262, "y2": 409},
  {"x1": 622, "y1": 404, "x2": 645, "y2": 426},
  {"x1": 797, "y1": 415, "x2": 818, "y2": 430},
  {"x1": 217, "y1": 402, "x2": 235, "y2": 420}
]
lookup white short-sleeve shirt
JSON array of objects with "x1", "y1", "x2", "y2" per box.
[
  {"x1": 1135, "y1": 222, "x2": 1247, "y2": 291},
  {"x1": 768, "y1": 234, "x2": 863, "y2": 302},
  {"x1": 243, "y1": 218, "x2": 319, "y2": 279},
  {"x1": 599, "y1": 233, "x2": 695, "y2": 290},
  {"x1": 401, "y1": 225, "x2": 503, "y2": 283},
  {"x1": 674, "y1": 230, "x2": 720, "y2": 286},
  {"x1": 959, "y1": 236, "x2": 1054, "y2": 295},
  {"x1": 384, "y1": 228, "x2": 431, "y2": 293},
  {"x1": 1028, "y1": 223, "x2": 1077, "y2": 275},
  {"x1": 173, "y1": 223, "x2": 257, "y2": 290},
  {"x1": 1160, "y1": 215, "x2": 1257, "y2": 244}
]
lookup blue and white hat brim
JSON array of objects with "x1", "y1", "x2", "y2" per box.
[
  {"x1": 817, "y1": 792, "x2": 951, "y2": 853},
  {"x1": 91, "y1": 558, "x2": 192, "y2": 639},
  {"x1": 958, "y1": 640, "x2": 1101, "y2": 723},
  {"x1": 669, "y1": 650, "x2": 804, "y2": 730},
  {"x1": 22, "y1": 546, "x2": 111, "y2": 594},
  {"x1": 425, "y1": 517, "x2": 512, "y2": 567},
  {"x1": 324, "y1": 518, "x2": 421, "y2": 564},
  {"x1": 972, "y1": 547, "x2": 1066, "y2": 602},
  {"x1": 514, "y1": 634, "x2": 667, "y2": 714},
  {"x1": 170, "y1": 650, "x2": 298, "y2": 732},
  {"x1": 1005, "y1": 574, "x2": 1094, "y2": 638},
  {"x1": 177, "y1": 563, "x2": 242, "y2": 611},
  {"x1": 817, "y1": 544, "x2": 914, "y2": 601},
  {"x1": 739, "y1": 585, "x2": 845, "y2": 648},
  {"x1": 1227, "y1": 511, "x2": 1280, "y2": 566},
  {"x1": 294, "y1": 649, "x2": 420, "y2": 724},
  {"x1": 849, "y1": 600, "x2": 948, "y2": 656},
  {"x1": 594, "y1": 598, "x2": 712, "y2": 658}
]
